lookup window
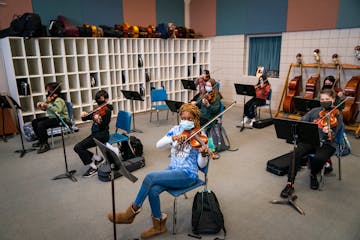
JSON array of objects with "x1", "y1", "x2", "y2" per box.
[{"x1": 248, "y1": 35, "x2": 281, "y2": 78}]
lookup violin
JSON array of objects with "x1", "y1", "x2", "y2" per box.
[
  {"x1": 317, "y1": 108, "x2": 339, "y2": 128},
  {"x1": 38, "y1": 82, "x2": 62, "y2": 111},
  {"x1": 177, "y1": 101, "x2": 237, "y2": 157},
  {"x1": 84, "y1": 102, "x2": 109, "y2": 123},
  {"x1": 179, "y1": 128, "x2": 209, "y2": 156}
]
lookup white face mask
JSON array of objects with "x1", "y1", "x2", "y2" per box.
[
  {"x1": 180, "y1": 120, "x2": 194, "y2": 130},
  {"x1": 205, "y1": 86, "x2": 213, "y2": 92}
]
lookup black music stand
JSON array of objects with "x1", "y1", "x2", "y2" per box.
[
  {"x1": 234, "y1": 83, "x2": 256, "y2": 132},
  {"x1": 181, "y1": 79, "x2": 197, "y2": 102},
  {"x1": 165, "y1": 100, "x2": 184, "y2": 125},
  {"x1": 50, "y1": 110, "x2": 77, "y2": 182},
  {"x1": 1, "y1": 95, "x2": 36, "y2": 157},
  {"x1": 294, "y1": 97, "x2": 320, "y2": 114},
  {"x1": 270, "y1": 118, "x2": 320, "y2": 215},
  {"x1": 121, "y1": 90, "x2": 144, "y2": 133},
  {"x1": 94, "y1": 139, "x2": 138, "y2": 240}
]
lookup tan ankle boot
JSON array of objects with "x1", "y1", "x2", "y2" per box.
[
  {"x1": 140, "y1": 213, "x2": 167, "y2": 239},
  {"x1": 108, "y1": 204, "x2": 141, "y2": 224}
]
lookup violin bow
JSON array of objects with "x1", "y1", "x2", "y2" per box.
[
  {"x1": 184, "y1": 101, "x2": 237, "y2": 144},
  {"x1": 47, "y1": 81, "x2": 62, "y2": 99}
]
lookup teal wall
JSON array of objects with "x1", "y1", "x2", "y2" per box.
[
  {"x1": 216, "y1": 0, "x2": 287, "y2": 35},
  {"x1": 337, "y1": 0, "x2": 360, "y2": 29},
  {"x1": 156, "y1": 0, "x2": 184, "y2": 26},
  {"x1": 32, "y1": 0, "x2": 123, "y2": 27}
]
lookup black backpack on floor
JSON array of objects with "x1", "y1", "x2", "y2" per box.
[
  {"x1": 207, "y1": 123, "x2": 230, "y2": 153},
  {"x1": 192, "y1": 190, "x2": 226, "y2": 238},
  {"x1": 120, "y1": 136, "x2": 143, "y2": 160}
]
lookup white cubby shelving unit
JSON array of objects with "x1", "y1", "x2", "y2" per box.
[{"x1": 0, "y1": 37, "x2": 210, "y2": 125}]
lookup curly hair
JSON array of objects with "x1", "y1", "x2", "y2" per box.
[{"x1": 179, "y1": 103, "x2": 201, "y2": 128}]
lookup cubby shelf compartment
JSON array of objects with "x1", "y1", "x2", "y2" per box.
[{"x1": 1, "y1": 37, "x2": 210, "y2": 125}]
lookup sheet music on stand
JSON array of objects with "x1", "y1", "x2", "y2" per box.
[
  {"x1": 294, "y1": 97, "x2": 320, "y2": 114},
  {"x1": 165, "y1": 100, "x2": 184, "y2": 125},
  {"x1": 181, "y1": 79, "x2": 197, "y2": 102}
]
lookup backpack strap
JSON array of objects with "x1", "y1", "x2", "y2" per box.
[{"x1": 220, "y1": 125, "x2": 238, "y2": 152}]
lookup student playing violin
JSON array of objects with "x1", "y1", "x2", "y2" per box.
[
  {"x1": 192, "y1": 78, "x2": 222, "y2": 127},
  {"x1": 32, "y1": 82, "x2": 69, "y2": 154},
  {"x1": 74, "y1": 90, "x2": 113, "y2": 177},
  {"x1": 108, "y1": 103, "x2": 209, "y2": 239},
  {"x1": 190, "y1": 69, "x2": 212, "y2": 102},
  {"x1": 241, "y1": 74, "x2": 271, "y2": 127},
  {"x1": 280, "y1": 89, "x2": 343, "y2": 198}
]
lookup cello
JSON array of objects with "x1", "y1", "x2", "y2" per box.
[
  {"x1": 304, "y1": 49, "x2": 321, "y2": 99},
  {"x1": 342, "y1": 75, "x2": 360, "y2": 124},
  {"x1": 283, "y1": 53, "x2": 302, "y2": 113}
]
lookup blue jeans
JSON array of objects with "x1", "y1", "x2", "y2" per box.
[{"x1": 134, "y1": 169, "x2": 197, "y2": 219}]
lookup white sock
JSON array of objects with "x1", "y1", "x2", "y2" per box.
[
  {"x1": 91, "y1": 154, "x2": 102, "y2": 162},
  {"x1": 90, "y1": 162, "x2": 97, "y2": 169}
]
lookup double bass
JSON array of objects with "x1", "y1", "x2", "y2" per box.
[
  {"x1": 342, "y1": 76, "x2": 360, "y2": 124},
  {"x1": 304, "y1": 49, "x2": 321, "y2": 99},
  {"x1": 283, "y1": 54, "x2": 302, "y2": 113}
]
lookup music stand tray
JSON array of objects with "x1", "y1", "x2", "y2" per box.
[
  {"x1": 181, "y1": 79, "x2": 197, "y2": 90},
  {"x1": 234, "y1": 83, "x2": 256, "y2": 132},
  {"x1": 165, "y1": 100, "x2": 184, "y2": 125},
  {"x1": 121, "y1": 90, "x2": 144, "y2": 133},
  {"x1": 234, "y1": 83, "x2": 256, "y2": 97},
  {"x1": 293, "y1": 97, "x2": 320, "y2": 114},
  {"x1": 271, "y1": 118, "x2": 320, "y2": 215}
]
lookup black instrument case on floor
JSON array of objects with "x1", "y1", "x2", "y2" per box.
[
  {"x1": 266, "y1": 152, "x2": 292, "y2": 176},
  {"x1": 253, "y1": 118, "x2": 274, "y2": 129}
]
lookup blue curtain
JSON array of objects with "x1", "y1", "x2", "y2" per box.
[{"x1": 248, "y1": 36, "x2": 281, "y2": 76}]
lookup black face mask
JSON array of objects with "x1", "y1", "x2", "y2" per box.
[
  {"x1": 322, "y1": 84, "x2": 333, "y2": 90},
  {"x1": 320, "y1": 101, "x2": 333, "y2": 110},
  {"x1": 96, "y1": 100, "x2": 105, "y2": 105}
]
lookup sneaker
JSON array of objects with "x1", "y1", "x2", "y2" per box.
[
  {"x1": 324, "y1": 162, "x2": 333, "y2": 175},
  {"x1": 32, "y1": 141, "x2": 40, "y2": 148},
  {"x1": 240, "y1": 117, "x2": 249, "y2": 125},
  {"x1": 95, "y1": 157, "x2": 105, "y2": 167},
  {"x1": 83, "y1": 167, "x2": 98, "y2": 177},
  {"x1": 249, "y1": 119, "x2": 256, "y2": 128},
  {"x1": 280, "y1": 184, "x2": 294, "y2": 198},
  {"x1": 37, "y1": 143, "x2": 50, "y2": 154},
  {"x1": 310, "y1": 175, "x2": 319, "y2": 190}
]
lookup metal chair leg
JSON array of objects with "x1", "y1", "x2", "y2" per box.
[
  {"x1": 173, "y1": 197, "x2": 177, "y2": 234},
  {"x1": 156, "y1": 110, "x2": 160, "y2": 127}
]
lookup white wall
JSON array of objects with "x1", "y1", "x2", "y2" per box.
[{"x1": 210, "y1": 28, "x2": 360, "y2": 116}]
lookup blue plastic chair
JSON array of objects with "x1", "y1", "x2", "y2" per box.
[
  {"x1": 150, "y1": 88, "x2": 169, "y2": 126},
  {"x1": 108, "y1": 110, "x2": 132, "y2": 147},
  {"x1": 166, "y1": 161, "x2": 209, "y2": 234},
  {"x1": 257, "y1": 88, "x2": 272, "y2": 120}
]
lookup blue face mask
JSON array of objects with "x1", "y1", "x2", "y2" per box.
[
  {"x1": 180, "y1": 120, "x2": 194, "y2": 130},
  {"x1": 205, "y1": 86, "x2": 213, "y2": 92}
]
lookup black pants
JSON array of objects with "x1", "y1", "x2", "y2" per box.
[
  {"x1": 74, "y1": 134, "x2": 108, "y2": 165},
  {"x1": 287, "y1": 142, "x2": 336, "y2": 183},
  {"x1": 32, "y1": 117, "x2": 60, "y2": 144},
  {"x1": 244, "y1": 97, "x2": 265, "y2": 119}
]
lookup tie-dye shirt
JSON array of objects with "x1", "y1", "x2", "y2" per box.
[{"x1": 161, "y1": 125, "x2": 202, "y2": 179}]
